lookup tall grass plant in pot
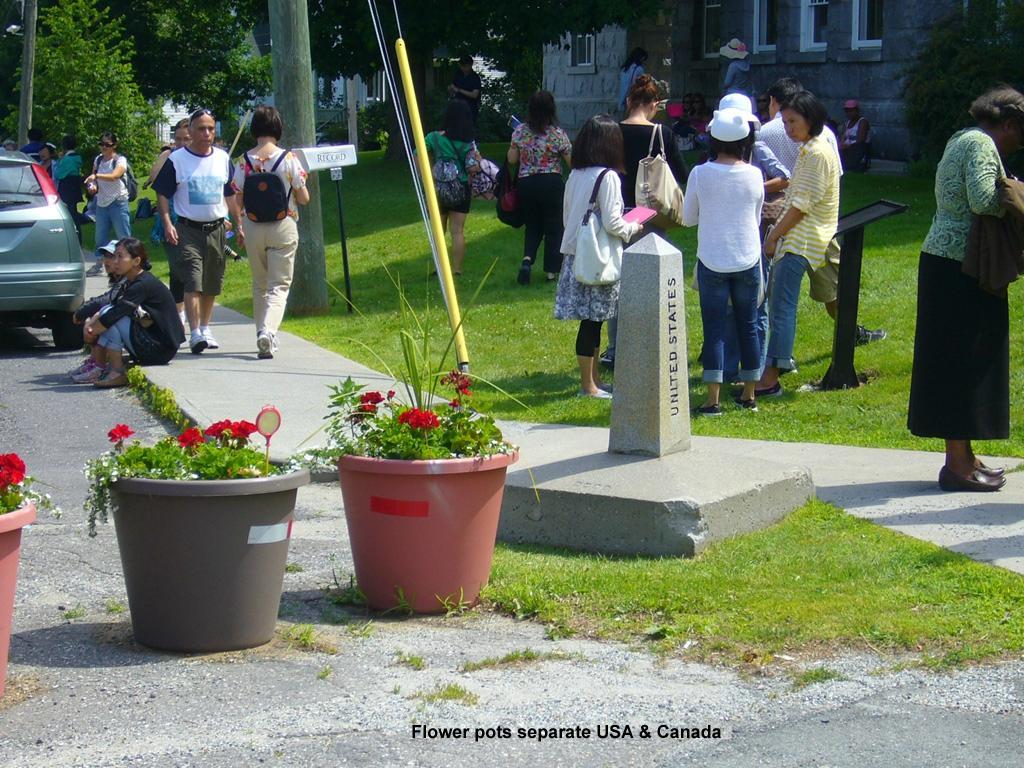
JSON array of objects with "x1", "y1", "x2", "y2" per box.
[{"x1": 311, "y1": 276, "x2": 519, "y2": 614}]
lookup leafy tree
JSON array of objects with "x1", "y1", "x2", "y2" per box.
[
  {"x1": 100, "y1": 0, "x2": 271, "y2": 118},
  {"x1": 904, "y1": 0, "x2": 1024, "y2": 162},
  {"x1": 10, "y1": 0, "x2": 161, "y2": 165},
  {"x1": 308, "y1": 0, "x2": 665, "y2": 154}
]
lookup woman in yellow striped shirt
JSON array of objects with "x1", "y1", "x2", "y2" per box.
[{"x1": 756, "y1": 91, "x2": 840, "y2": 396}]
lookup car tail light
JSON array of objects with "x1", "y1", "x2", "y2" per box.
[{"x1": 31, "y1": 164, "x2": 59, "y2": 205}]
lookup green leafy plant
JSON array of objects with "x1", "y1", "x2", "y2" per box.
[
  {"x1": 0, "y1": 453, "x2": 58, "y2": 517},
  {"x1": 304, "y1": 272, "x2": 517, "y2": 464},
  {"x1": 84, "y1": 421, "x2": 291, "y2": 536}
]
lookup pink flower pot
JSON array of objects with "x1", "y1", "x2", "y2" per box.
[
  {"x1": 338, "y1": 451, "x2": 518, "y2": 613},
  {"x1": 0, "y1": 503, "x2": 35, "y2": 699}
]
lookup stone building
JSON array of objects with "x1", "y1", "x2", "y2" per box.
[{"x1": 544, "y1": 0, "x2": 966, "y2": 160}]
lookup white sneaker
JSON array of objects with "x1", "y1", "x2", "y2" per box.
[
  {"x1": 256, "y1": 331, "x2": 274, "y2": 359},
  {"x1": 201, "y1": 328, "x2": 219, "y2": 349},
  {"x1": 189, "y1": 330, "x2": 207, "y2": 355}
]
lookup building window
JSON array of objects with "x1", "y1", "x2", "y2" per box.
[
  {"x1": 754, "y1": 0, "x2": 778, "y2": 52},
  {"x1": 367, "y1": 71, "x2": 387, "y2": 102},
  {"x1": 801, "y1": 0, "x2": 829, "y2": 51},
  {"x1": 569, "y1": 33, "x2": 595, "y2": 68},
  {"x1": 853, "y1": 0, "x2": 883, "y2": 48},
  {"x1": 703, "y1": 0, "x2": 722, "y2": 58}
]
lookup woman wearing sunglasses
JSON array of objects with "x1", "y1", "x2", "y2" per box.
[{"x1": 84, "y1": 132, "x2": 132, "y2": 276}]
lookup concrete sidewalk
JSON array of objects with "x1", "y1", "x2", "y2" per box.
[{"x1": 137, "y1": 297, "x2": 1024, "y2": 575}]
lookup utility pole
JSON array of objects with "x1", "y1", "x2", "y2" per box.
[
  {"x1": 17, "y1": 0, "x2": 37, "y2": 147},
  {"x1": 268, "y1": 0, "x2": 327, "y2": 314}
]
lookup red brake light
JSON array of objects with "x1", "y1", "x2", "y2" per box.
[{"x1": 31, "y1": 163, "x2": 59, "y2": 205}]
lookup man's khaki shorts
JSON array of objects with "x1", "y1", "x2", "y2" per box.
[
  {"x1": 178, "y1": 219, "x2": 226, "y2": 296},
  {"x1": 808, "y1": 238, "x2": 841, "y2": 304}
]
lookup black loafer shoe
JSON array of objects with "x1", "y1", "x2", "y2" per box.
[
  {"x1": 938, "y1": 466, "x2": 1006, "y2": 493},
  {"x1": 975, "y1": 462, "x2": 1005, "y2": 479}
]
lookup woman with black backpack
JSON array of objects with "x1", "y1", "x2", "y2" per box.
[
  {"x1": 230, "y1": 105, "x2": 310, "y2": 360},
  {"x1": 425, "y1": 99, "x2": 481, "y2": 276}
]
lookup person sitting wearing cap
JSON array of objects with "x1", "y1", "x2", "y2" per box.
[
  {"x1": 68, "y1": 240, "x2": 127, "y2": 383},
  {"x1": 684, "y1": 107, "x2": 765, "y2": 415},
  {"x1": 840, "y1": 99, "x2": 871, "y2": 172},
  {"x1": 721, "y1": 39, "x2": 752, "y2": 98},
  {"x1": 70, "y1": 238, "x2": 184, "y2": 387}
]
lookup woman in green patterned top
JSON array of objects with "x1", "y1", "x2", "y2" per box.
[{"x1": 908, "y1": 86, "x2": 1024, "y2": 493}]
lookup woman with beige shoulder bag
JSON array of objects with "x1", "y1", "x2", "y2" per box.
[{"x1": 599, "y1": 75, "x2": 688, "y2": 369}]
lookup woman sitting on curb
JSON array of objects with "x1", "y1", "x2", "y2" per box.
[{"x1": 70, "y1": 238, "x2": 185, "y2": 388}]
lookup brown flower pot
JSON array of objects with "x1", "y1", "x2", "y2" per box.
[
  {"x1": 110, "y1": 470, "x2": 309, "y2": 652},
  {"x1": 338, "y1": 452, "x2": 518, "y2": 613},
  {"x1": 1, "y1": 503, "x2": 35, "y2": 699}
]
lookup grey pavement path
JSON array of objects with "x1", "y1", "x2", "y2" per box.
[
  {"x1": 2, "y1": 308, "x2": 1024, "y2": 767},
  {"x1": 140, "y1": 299, "x2": 1024, "y2": 575}
]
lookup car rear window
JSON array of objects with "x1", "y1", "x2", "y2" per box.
[{"x1": 0, "y1": 162, "x2": 44, "y2": 205}]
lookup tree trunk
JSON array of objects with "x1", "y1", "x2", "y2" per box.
[{"x1": 269, "y1": 0, "x2": 328, "y2": 315}]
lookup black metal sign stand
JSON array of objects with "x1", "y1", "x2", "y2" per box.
[
  {"x1": 820, "y1": 199, "x2": 909, "y2": 390},
  {"x1": 331, "y1": 166, "x2": 353, "y2": 313}
]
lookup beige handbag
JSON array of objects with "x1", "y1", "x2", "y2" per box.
[{"x1": 635, "y1": 124, "x2": 684, "y2": 228}]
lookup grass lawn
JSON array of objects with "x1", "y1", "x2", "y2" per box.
[
  {"x1": 484, "y1": 500, "x2": 1024, "y2": 667},
  {"x1": 110, "y1": 148, "x2": 1024, "y2": 666}
]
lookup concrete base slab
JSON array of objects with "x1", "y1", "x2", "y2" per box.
[{"x1": 498, "y1": 421, "x2": 815, "y2": 557}]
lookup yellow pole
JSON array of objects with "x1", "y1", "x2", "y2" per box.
[{"x1": 393, "y1": 38, "x2": 470, "y2": 369}]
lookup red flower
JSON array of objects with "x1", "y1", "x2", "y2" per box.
[
  {"x1": 0, "y1": 453, "x2": 26, "y2": 490},
  {"x1": 177, "y1": 427, "x2": 205, "y2": 450},
  {"x1": 360, "y1": 391, "x2": 385, "y2": 406},
  {"x1": 398, "y1": 408, "x2": 440, "y2": 430},
  {"x1": 387, "y1": 390, "x2": 396, "y2": 400},
  {"x1": 449, "y1": 399, "x2": 460, "y2": 409},
  {"x1": 441, "y1": 370, "x2": 472, "y2": 397},
  {"x1": 230, "y1": 421, "x2": 258, "y2": 440},
  {"x1": 204, "y1": 419, "x2": 232, "y2": 439},
  {"x1": 107, "y1": 424, "x2": 134, "y2": 443},
  {"x1": 358, "y1": 403, "x2": 378, "y2": 414}
]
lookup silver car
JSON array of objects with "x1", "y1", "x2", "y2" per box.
[{"x1": 0, "y1": 150, "x2": 85, "y2": 349}]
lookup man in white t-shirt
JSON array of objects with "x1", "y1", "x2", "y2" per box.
[
  {"x1": 758, "y1": 78, "x2": 886, "y2": 349},
  {"x1": 154, "y1": 108, "x2": 242, "y2": 354}
]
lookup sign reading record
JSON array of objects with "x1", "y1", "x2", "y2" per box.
[{"x1": 293, "y1": 145, "x2": 358, "y2": 173}]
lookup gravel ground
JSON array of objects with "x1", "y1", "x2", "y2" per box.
[{"x1": 1, "y1": 328, "x2": 1023, "y2": 767}]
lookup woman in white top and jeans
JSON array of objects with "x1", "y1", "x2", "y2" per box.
[
  {"x1": 555, "y1": 115, "x2": 642, "y2": 398},
  {"x1": 683, "y1": 108, "x2": 764, "y2": 414},
  {"x1": 84, "y1": 131, "x2": 131, "y2": 276}
]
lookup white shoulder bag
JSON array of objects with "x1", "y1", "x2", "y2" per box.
[
  {"x1": 635, "y1": 124, "x2": 684, "y2": 228},
  {"x1": 573, "y1": 169, "x2": 622, "y2": 286}
]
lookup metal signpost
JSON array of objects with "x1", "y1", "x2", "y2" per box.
[
  {"x1": 820, "y1": 199, "x2": 909, "y2": 390},
  {"x1": 293, "y1": 145, "x2": 358, "y2": 312}
]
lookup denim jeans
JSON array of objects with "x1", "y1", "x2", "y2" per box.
[
  {"x1": 97, "y1": 315, "x2": 135, "y2": 355},
  {"x1": 94, "y1": 199, "x2": 131, "y2": 260},
  {"x1": 697, "y1": 261, "x2": 762, "y2": 383},
  {"x1": 765, "y1": 252, "x2": 810, "y2": 371},
  {"x1": 723, "y1": 256, "x2": 770, "y2": 381}
]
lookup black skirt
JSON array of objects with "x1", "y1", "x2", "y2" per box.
[{"x1": 908, "y1": 252, "x2": 1009, "y2": 440}]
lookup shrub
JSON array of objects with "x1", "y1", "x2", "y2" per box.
[{"x1": 904, "y1": 1, "x2": 1024, "y2": 163}]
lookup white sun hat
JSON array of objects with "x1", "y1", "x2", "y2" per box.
[
  {"x1": 708, "y1": 109, "x2": 752, "y2": 142},
  {"x1": 719, "y1": 39, "x2": 749, "y2": 60},
  {"x1": 718, "y1": 93, "x2": 760, "y2": 129}
]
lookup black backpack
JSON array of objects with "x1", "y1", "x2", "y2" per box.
[{"x1": 242, "y1": 152, "x2": 290, "y2": 222}]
